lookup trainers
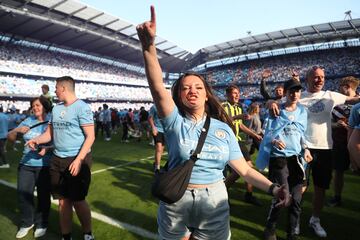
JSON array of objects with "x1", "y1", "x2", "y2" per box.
[
  {"x1": 244, "y1": 193, "x2": 262, "y2": 206},
  {"x1": 84, "y1": 234, "x2": 95, "y2": 240},
  {"x1": 264, "y1": 228, "x2": 277, "y2": 240},
  {"x1": 294, "y1": 221, "x2": 300, "y2": 235},
  {"x1": 327, "y1": 197, "x2": 341, "y2": 207},
  {"x1": 16, "y1": 224, "x2": 34, "y2": 238},
  {"x1": 0, "y1": 163, "x2": 10, "y2": 168},
  {"x1": 309, "y1": 216, "x2": 327, "y2": 237},
  {"x1": 34, "y1": 228, "x2": 47, "y2": 238}
]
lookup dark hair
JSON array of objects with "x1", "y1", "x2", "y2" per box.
[
  {"x1": 56, "y1": 76, "x2": 75, "y2": 91},
  {"x1": 30, "y1": 96, "x2": 52, "y2": 113},
  {"x1": 171, "y1": 72, "x2": 235, "y2": 131},
  {"x1": 225, "y1": 84, "x2": 239, "y2": 95},
  {"x1": 41, "y1": 84, "x2": 49, "y2": 91}
]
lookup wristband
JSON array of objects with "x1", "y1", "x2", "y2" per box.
[{"x1": 267, "y1": 183, "x2": 280, "y2": 196}]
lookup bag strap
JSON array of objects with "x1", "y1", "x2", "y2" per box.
[
  {"x1": 189, "y1": 115, "x2": 211, "y2": 162},
  {"x1": 29, "y1": 121, "x2": 49, "y2": 129}
]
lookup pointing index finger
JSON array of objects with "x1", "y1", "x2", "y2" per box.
[{"x1": 150, "y1": 5, "x2": 156, "y2": 24}]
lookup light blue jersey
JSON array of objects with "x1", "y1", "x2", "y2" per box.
[
  {"x1": 270, "y1": 105, "x2": 307, "y2": 157},
  {"x1": 0, "y1": 112, "x2": 9, "y2": 139},
  {"x1": 19, "y1": 115, "x2": 52, "y2": 167},
  {"x1": 349, "y1": 102, "x2": 360, "y2": 130},
  {"x1": 51, "y1": 100, "x2": 94, "y2": 157},
  {"x1": 256, "y1": 103, "x2": 307, "y2": 170},
  {"x1": 162, "y1": 107, "x2": 243, "y2": 184},
  {"x1": 149, "y1": 105, "x2": 163, "y2": 132}
]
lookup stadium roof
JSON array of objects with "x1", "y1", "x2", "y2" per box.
[
  {"x1": 186, "y1": 18, "x2": 360, "y2": 69},
  {"x1": 0, "y1": 0, "x2": 193, "y2": 73},
  {"x1": 0, "y1": 0, "x2": 360, "y2": 73}
]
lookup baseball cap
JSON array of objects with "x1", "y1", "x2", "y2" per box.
[{"x1": 283, "y1": 79, "x2": 302, "y2": 92}]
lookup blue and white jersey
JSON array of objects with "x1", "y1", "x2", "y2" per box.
[
  {"x1": 162, "y1": 107, "x2": 243, "y2": 184},
  {"x1": 0, "y1": 112, "x2": 9, "y2": 139},
  {"x1": 149, "y1": 105, "x2": 163, "y2": 132},
  {"x1": 51, "y1": 100, "x2": 94, "y2": 157},
  {"x1": 349, "y1": 102, "x2": 360, "y2": 130},
  {"x1": 270, "y1": 105, "x2": 307, "y2": 157},
  {"x1": 19, "y1": 115, "x2": 52, "y2": 167}
]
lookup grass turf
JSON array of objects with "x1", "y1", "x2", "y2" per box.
[{"x1": 0, "y1": 132, "x2": 359, "y2": 239}]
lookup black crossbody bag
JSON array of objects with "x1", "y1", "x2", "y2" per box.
[{"x1": 151, "y1": 115, "x2": 211, "y2": 204}]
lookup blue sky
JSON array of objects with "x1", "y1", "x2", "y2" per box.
[{"x1": 82, "y1": 0, "x2": 360, "y2": 53}]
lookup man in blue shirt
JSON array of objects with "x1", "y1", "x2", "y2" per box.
[
  {"x1": 27, "y1": 76, "x2": 95, "y2": 240},
  {"x1": 0, "y1": 106, "x2": 9, "y2": 168}
]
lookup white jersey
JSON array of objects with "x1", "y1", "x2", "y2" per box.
[{"x1": 299, "y1": 90, "x2": 347, "y2": 149}]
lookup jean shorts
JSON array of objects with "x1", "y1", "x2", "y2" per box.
[{"x1": 157, "y1": 180, "x2": 230, "y2": 240}]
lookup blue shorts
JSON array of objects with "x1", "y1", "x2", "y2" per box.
[{"x1": 157, "y1": 180, "x2": 230, "y2": 240}]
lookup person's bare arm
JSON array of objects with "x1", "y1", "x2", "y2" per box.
[
  {"x1": 136, "y1": 6, "x2": 174, "y2": 118},
  {"x1": 68, "y1": 124, "x2": 95, "y2": 176},
  {"x1": 25, "y1": 125, "x2": 52, "y2": 150}
]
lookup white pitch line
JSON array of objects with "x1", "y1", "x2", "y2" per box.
[
  {"x1": 0, "y1": 179, "x2": 157, "y2": 239},
  {"x1": 91, "y1": 153, "x2": 167, "y2": 175}
]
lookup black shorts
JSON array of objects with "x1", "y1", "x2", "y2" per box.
[
  {"x1": 153, "y1": 132, "x2": 165, "y2": 144},
  {"x1": 309, "y1": 149, "x2": 332, "y2": 189},
  {"x1": 239, "y1": 141, "x2": 251, "y2": 161},
  {"x1": 332, "y1": 145, "x2": 350, "y2": 171},
  {"x1": 50, "y1": 153, "x2": 92, "y2": 201}
]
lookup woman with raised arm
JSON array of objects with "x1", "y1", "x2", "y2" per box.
[{"x1": 137, "y1": 6, "x2": 290, "y2": 240}]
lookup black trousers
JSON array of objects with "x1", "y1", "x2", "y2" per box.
[
  {"x1": 0, "y1": 138, "x2": 7, "y2": 165},
  {"x1": 17, "y1": 164, "x2": 51, "y2": 228},
  {"x1": 266, "y1": 155, "x2": 304, "y2": 235}
]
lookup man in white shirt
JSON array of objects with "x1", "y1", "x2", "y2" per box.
[{"x1": 270, "y1": 66, "x2": 359, "y2": 238}]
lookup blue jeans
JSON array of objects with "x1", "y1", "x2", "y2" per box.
[
  {"x1": 17, "y1": 164, "x2": 51, "y2": 228},
  {"x1": 157, "y1": 180, "x2": 230, "y2": 240}
]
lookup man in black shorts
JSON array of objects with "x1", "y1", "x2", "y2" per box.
[
  {"x1": 27, "y1": 76, "x2": 95, "y2": 240},
  {"x1": 148, "y1": 105, "x2": 165, "y2": 172}
]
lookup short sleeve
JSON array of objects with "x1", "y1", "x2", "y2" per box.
[{"x1": 79, "y1": 103, "x2": 94, "y2": 125}]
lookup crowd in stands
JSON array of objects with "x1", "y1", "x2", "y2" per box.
[
  {"x1": 0, "y1": 75, "x2": 152, "y2": 102},
  {"x1": 0, "y1": 42, "x2": 148, "y2": 85},
  {"x1": 206, "y1": 48, "x2": 360, "y2": 85}
]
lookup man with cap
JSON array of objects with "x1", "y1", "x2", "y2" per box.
[
  {"x1": 259, "y1": 79, "x2": 312, "y2": 240},
  {"x1": 268, "y1": 66, "x2": 360, "y2": 238}
]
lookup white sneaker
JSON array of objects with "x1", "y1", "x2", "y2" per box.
[
  {"x1": 309, "y1": 216, "x2": 327, "y2": 237},
  {"x1": 16, "y1": 224, "x2": 34, "y2": 238},
  {"x1": 84, "y1": 234, "x2": 95, "y2": 240},
  {"x1": 294, "y1": 221, "x2": 300, "y2": 235},
  {"x1": 34, "y1": 228, "x2": 47, "y2": 238},
  {"x1": 0, "y1": 163, "x2": 10, "y2": 168}
]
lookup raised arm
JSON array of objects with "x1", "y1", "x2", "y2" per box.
[
  {"x1": 260, "y1": 69, "x2": 272, "y2": 100},
  {"x1": 136, "y1": 6, "x2": 174, "y2": 118}
]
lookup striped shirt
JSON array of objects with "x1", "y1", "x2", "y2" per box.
[{"x1": 222, "y1": 101, "x2": 242, "y2": 141}]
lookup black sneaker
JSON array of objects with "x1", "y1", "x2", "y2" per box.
[
  {"x1": 264, "y1": 228, "x2": 277, "y2": 240},
  {"x1": 327, "y1": 197, "x2": 341, "y2": 207},
  {"x1": 244, "y1": 193, "x2": 262, "y2": 206}
]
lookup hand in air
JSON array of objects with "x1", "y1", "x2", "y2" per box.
[{"x1": 136, "y1": 6, "x2": 157, "y2": 49}]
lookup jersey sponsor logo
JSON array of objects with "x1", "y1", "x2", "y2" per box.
[{"x1": 215, "y1": 129, "x2": 225, "y2": 139}]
